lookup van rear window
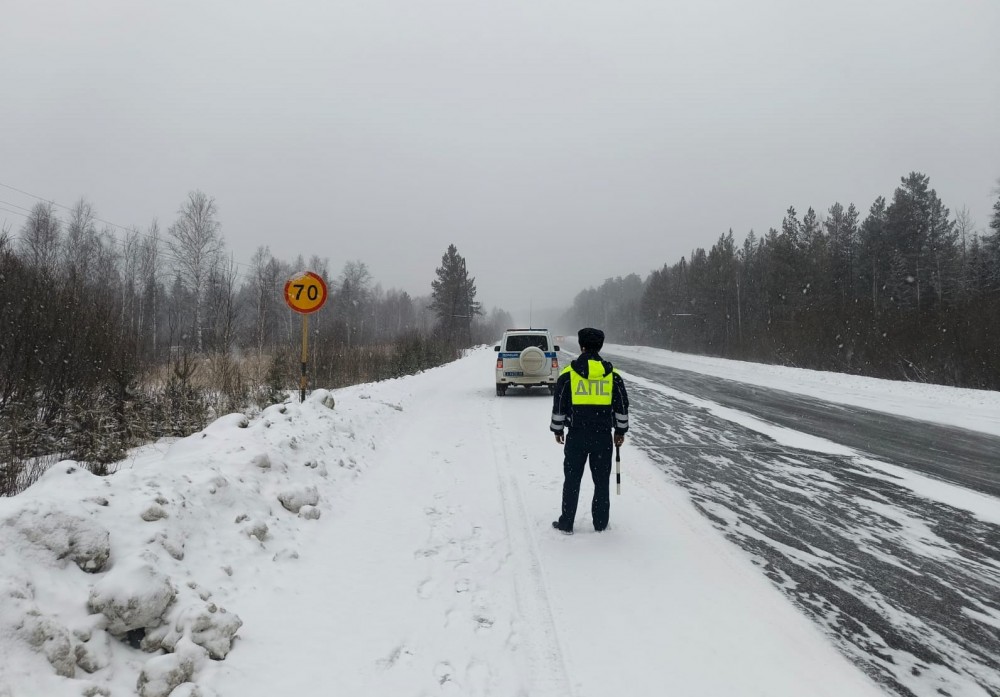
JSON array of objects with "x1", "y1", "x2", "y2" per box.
[{"x1": 505, "y1": 335, "x2": 548, "y2": 352}]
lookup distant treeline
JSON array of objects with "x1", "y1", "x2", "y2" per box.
[
  {"x1": 1, "y1": 191, "x2": 509, "y2": 494},
  {"x1": 565, "y1": 172, "x2": 1000, "y2": 389}
]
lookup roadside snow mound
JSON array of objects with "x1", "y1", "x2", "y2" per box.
[
  {"x1": 4, "y1": 503, "x2": 111, "y2": 572},
  {"x1": 87, "y1": 559, "x2": 176, "y2": 635},
  {"x1": 0, "y1": 576, "x2": 76, "y2": 678},
  {"x1": 0, "y1": 383, "x2": 408, "y2": 697}
]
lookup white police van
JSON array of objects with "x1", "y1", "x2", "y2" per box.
[{"x1": 493, "y1": 329, "x2": 560, "y2": 396}]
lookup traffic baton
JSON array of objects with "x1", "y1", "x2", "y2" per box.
[{"x1": 615, "y1": 445, "x2": 621, "y2": 495}]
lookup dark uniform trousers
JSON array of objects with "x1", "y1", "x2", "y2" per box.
[{"x1": 558, "y1": 427, "x2": 614, "y2": 530}]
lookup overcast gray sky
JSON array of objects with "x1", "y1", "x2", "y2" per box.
[{"x1": 2, "y1": 0, "x2": 998, "y2": 314}]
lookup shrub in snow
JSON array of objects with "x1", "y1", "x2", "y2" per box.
[
  {"x1": 299, "y1": 504, "x2": 321, "y2": 520},
  {"x1": 141, "y1": 503, "x2": 169, "y2": 521},
  {"x1": 136, "y1": 650, "x2": 196, "y2": 697},
  {"x1": 6, "y1": 506, "x2": 111, "y2": 572},
  {"x1": 277, "y1": 485, "x2": 319, "y2": 514},
  {"x1": 144, "y1": 601, "x2": 242, "y2": 659},
  {"x1": 87, "y1": 561, "x2": 176, "y2": 636}
]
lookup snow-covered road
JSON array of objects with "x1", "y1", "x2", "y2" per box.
[
  {"x1": 210, "y1": 355, "x2": 892, "y2": 697},
  {"x1": 203, "y1": 351, "x2": 884, "y2": 697},
  {"x1": 2, "y1": 347, "x2": 997, "y2": 697}
]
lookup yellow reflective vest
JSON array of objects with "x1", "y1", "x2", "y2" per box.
[{"x1": 564, "y1": 361, "x2": 616, "y2": 406}]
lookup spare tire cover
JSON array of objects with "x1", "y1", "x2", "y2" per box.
[{"x1": 519, "y1": 346, "x2": 547, "y2": 376}]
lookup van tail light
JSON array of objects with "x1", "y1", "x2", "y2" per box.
[
  {"x1": 497, "y1": 358, "x2": 504, "y2": 369},
  {"x1": 552, "y1": 358, "x2": 559, "y2": 369}
]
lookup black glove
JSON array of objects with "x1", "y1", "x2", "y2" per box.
[
  {"x1": 614, "y1": 433, "x2": 625, "y2": 448},
  {"x1": 554, "y1": 432, "x2": 565, "y2": 444}
]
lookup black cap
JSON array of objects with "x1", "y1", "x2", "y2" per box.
[{"x1": 578, "y1": 327, "x2": 605, "y2": 350}]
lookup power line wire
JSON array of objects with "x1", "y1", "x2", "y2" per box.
[
  {"x1": 0, "y1": 195, "x2": 232, "y2": 280},
  {"x1": 0, "y1": 180, "x2": 350, "y2": 289},
  {"x1": 0, "y1": 199, "x2": 33, "y2": 214},
  {"x1": 0, "y1": 205, "x2": 30, "y2": 221},
  {"x1": 0, "y1": 181, "x2": 149, "y2": 238}
]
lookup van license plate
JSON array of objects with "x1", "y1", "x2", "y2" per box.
[{"x1": 504, "y1": 371, "x2": 523, "y2": 377}]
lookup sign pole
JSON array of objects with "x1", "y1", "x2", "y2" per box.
[
  {"x1": 300, "y1": 314, "x2": 309, "y2": 402},
  {"x1": 283, "y1": 270, "x2": 328, "y2": 403}
]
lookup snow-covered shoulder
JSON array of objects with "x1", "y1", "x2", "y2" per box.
[{"x1": 0, "y1": 383, "x2": 410, "y2": 697}]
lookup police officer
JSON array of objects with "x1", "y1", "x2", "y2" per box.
[{"x1": 550, "y1": 327, "x2": 629, "y2": 534}]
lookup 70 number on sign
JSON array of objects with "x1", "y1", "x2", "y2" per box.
[{"x1": 293, "y1": 283, "x2": 320, "y2": 301}]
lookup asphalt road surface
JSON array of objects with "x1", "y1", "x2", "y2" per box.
[
  {"x1": 606, "y1": 353, "x2": 1000, "y2": 498},
  {"x1": 574, "y1": 352, "x2": 1000, "y2": 697}
]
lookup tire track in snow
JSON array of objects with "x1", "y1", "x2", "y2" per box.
[
  {"x1": 336, "y1": 377, "x2": 527, "y2": 697},
  {"x1": 486, "y1": 399, "x2": 576, "y2": 697}
]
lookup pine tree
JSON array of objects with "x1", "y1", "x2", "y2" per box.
[
  {"x1": 857, "y1": 196, "x2": 889, "y2": 314},
  {"x1": 986, "y1": 187, "x2": 1000, "y2": 290},
  {"x1": 801, "y1": 207, "x2": 821, "y2": 250},
  {"x1": 781, "y1": 206, "x2": 801, "y2": 248},
  {"x1": 430, "y1": 244, "x2": 482, "y2": 345},
  {"x1": 884, "y1": 172, "x2": 955, "y2": 314},
  {"x1": 825, "y1": 202, "x2": 859, "y2": 310}
]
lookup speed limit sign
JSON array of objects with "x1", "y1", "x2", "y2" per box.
[
  {"x1": 284, "y1": 270, "x2": 328, "y2": 402},
  {"x1": 284, "y1": 271, "x2": 328, "y2": 314}
]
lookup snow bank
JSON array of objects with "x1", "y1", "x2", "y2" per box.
[{"x1": 0, "y1": 384, "x2": 406, "y2": 697}]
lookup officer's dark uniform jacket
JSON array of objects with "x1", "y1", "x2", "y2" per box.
[
  {"x1": 549, "y1": 352, "x2": 629, "y2": 436},
  {"x1": 550, "y1": 350, "x2": 629, "y2": 533}
]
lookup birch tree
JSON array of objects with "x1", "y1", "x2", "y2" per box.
[
  {"x1": 139, "y1": 220, "x2": 162, "y2": 359},
  {"x1": 18, "y1": 202, "x2": 61, "y2": 272},
  {"x1": 167, "y1": 191, "x2": 223, "y2": 352},
  {"x1": 249, "y1": 246, "x2": 281, "y2": 359}
]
